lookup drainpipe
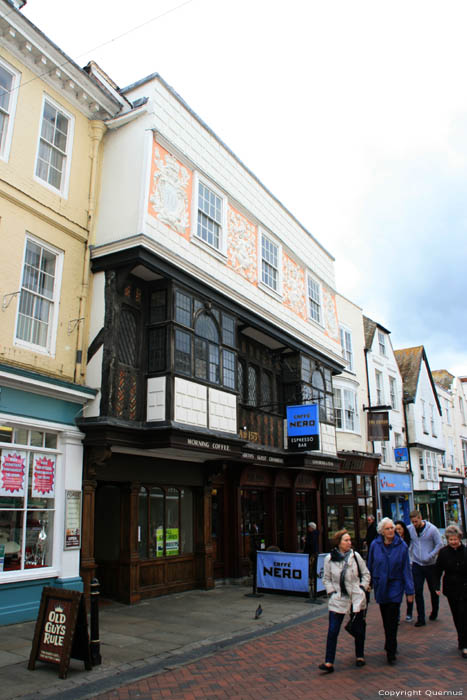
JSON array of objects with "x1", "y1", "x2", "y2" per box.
[
  {"x1": 402, "y1": 398, "x2": 415, "y2": 508},
  {"x1": 74, "y1": 120, "x2": 107, "y2": 383},
  {"x1": 364, "y1": 348, "x2": 380, "y2": 515}
]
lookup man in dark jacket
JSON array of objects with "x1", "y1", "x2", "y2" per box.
[
  {"x1": 408, "y1": 510, "x2": 443, "y2": 626},
  {"x1": 365, "y1": 515, "x2": 377, "y2": 554}
]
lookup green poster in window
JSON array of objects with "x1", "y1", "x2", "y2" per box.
[{"x1": 166, "y1": 528, "x2": 179, "y2": 556}]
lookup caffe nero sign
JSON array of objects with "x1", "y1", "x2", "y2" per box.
[{"x1": 286, "y1": 404, "x2": 320, "y2": 451}]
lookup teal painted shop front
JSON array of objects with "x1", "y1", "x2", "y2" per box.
[{"x1": 0, "y1": 364, "x2": 94, "y2": 625}]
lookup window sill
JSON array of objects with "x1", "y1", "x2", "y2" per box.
[
  {"x1": 0, "y1": 567, "x2": 59, "y2": 584},
  {"x1": 191, "y1": 234, "x2": 227, "y2": 263},
  {"x1": 257, "y1": 281, "x2": 283, "y2": 302}
]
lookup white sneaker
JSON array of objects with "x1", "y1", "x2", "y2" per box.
[{"x1": 405, "y1": 615, "x2": 413, "y2": 622}]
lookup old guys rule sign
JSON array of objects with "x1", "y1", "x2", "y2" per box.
[{"x1": 28, "y1": 588, "x2": 91, "y2": 679}]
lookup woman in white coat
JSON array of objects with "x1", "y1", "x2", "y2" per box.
[{"x1": 319, "y1": 529, "x2": 371, "y2": 673}]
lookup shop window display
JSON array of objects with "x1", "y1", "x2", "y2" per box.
[
  {"x1": 0, "y1": 428, "x2": 57, "y2": 573},
  {"x1": 138, "y1": 486, "x2": 193, "y2": 559}
]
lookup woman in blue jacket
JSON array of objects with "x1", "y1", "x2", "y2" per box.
[{"x1": 367, "y1": 517, "x2": 414, "y2": 665}]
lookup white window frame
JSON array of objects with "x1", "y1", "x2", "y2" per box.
[
  {"x1": 462, "y1": 439, "x2": 467, "y2": 467},
  {"x1": 307, "y1": 274, "x2": 322, "y2": 325},
  {"x1": 14, "y1": 234, "x2": 64, "y2": 357},
  {"x1": 0, "y1": 423, "x2": 60, "y2": 581},
  {"x1": 459, "y1": 397, "x2": 466, "y2": 425},
  {"x1": 421, "y1": 399, "x2": 428, "y2": 433},
  {"x1": 34, "y1": 95, "x2": 74, "y2": 197},
  {"x1": 191, "y1": 172, "x2": 227, "y2": 257},
  {"x1": 0, "y1": 57, "x2": 20, "y2": 162},
  {"x1": 378, "y1": 331, "x2": 386, "y2": 356},
  {"x1": 375, "y1": 369, "x2": 384, "y2": 404},
  {"x1": 389, "y1": 376, "x2": 397, "y2": 409},
  {"x1": 258, "y1": 230, "x2": 282, "y2": 295},
  {"x1": 339, "y1": 326, "x2": 353, "y2": 371},
  {"x1": 445, "y1": 399, "x2": 451, "y2": 425},
  {"x1": 333, "y1": 386, "x2": 359, "y2": 433},
  {"x1": 430, "y1": 403, "x2": 437, "y2": 437}
]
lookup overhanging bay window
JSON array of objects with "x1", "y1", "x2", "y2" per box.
[
  {"x1": 333, "y1": 386, "x2": 359, "y2": 432},
  {"x1": 173, "y1": 290, "x2": 236, "y2": 389}
]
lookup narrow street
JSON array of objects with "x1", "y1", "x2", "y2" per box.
[{"x1": 96, "y1": 593, "x2": 465, "y2": 700}]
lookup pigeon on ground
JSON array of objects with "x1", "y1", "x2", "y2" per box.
[{"x1": 254, "y1": 604, "x2": 263, "y2": 619}]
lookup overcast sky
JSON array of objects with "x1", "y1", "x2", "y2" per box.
[{"x1": 21, "y1": 0, "x2": 467, "y2": 376}]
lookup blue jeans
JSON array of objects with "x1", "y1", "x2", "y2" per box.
[
  {"x1": 412, "y1": 563, "x2": 439, "y2": 623},
  {"x1": 325, "y1": 610, "x2": 365, "y2": 664}
]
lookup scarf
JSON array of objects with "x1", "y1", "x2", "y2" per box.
[{"x1": 330, "y1": 547, "x2": 352, "y2": 596}]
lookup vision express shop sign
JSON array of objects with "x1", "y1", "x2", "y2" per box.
[{"x1": 286, "y1": 404, "x2": 319, "y2": 451}]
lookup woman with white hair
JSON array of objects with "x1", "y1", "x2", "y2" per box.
[
  {"x1": 367, "y1": 517, "x2": 414, "y2": 665},
  {"x1": 434, "y1": 524, "x2": 467, "y2": 658}
]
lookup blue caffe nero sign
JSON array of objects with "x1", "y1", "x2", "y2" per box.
[{"x1": 286, "y1": 404, "x2": 320, "y2": 451}]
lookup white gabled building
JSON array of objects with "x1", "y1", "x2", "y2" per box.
[
  {"x1": 395, "y1": 346, "x2": 444, "y2": 528},
  {"x1": 363, "y1": 318, "x2": 412, "y2": 522},
  {"x1": 432, "y1": 370, "x2": 466, "y2": 533}
]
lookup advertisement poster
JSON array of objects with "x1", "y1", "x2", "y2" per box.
[
  {"x1": 32, "y1": 455, "x2": 56, "y2": 499},
  {"x1": 156, "y1": 527, "x2": 179, "y2": 556},
  {"x1": 64, "y1": 491, "x2": 81, "y2": 550},
  {"x1": 0, "y1": 450, "x2": 26, "y2": 497},
  {"x1": 256, "y1": 550, "x2": 309, "y2": 593}
]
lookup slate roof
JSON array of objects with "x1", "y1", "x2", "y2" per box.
[
  {"x1": 432, "y1": 369, "x2": 455, "y2": 390},
  {"x1": 394, "y1": 346, "x2": 442, "y2": 413},
  {"x1": 362, "y1": 316, "x2": 391, "y2": 351}
]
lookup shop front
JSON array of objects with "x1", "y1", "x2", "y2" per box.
[
  {"x1": 322, "y1": 453, "x2": 379, "y2": 554},
  {"x1": 0, "y1": 365, "x2": 94, "y2": 625},
  {"x1": 440, "y1": 480, "x2": 465, "y2": 534},
  {"x1": 378, "y1": 470, "x2": 414, "y2": 524}
]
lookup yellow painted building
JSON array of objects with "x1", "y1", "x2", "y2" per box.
[{"x1": 0, "y1": 0, "x2": 124, "y2": 624}]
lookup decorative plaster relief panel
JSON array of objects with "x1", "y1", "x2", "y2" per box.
[
  {"x1": 227, "y1": 205, "x2": 257, "y2": 283},
  {"x1": 282, "y1": 253, "x2": 306, "y2": 319},
  {"x1": 322, "y1": 286, "x2": 339, "y2": 342},
  {"x1": 148, "y1": 142, "x2": 192, "y2": 238}
]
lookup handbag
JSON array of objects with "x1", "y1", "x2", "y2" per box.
[{"x1": 345, "y1": 553, "x2": 369, "y2": 637}]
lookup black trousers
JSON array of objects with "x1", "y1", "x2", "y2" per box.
[
  {"x1": 412, "y1": 563, "x2": 439, "y2": 622},
  {"x1": 446, "y1": 595, "x2": 467, "y2": 649},
  {"x1": 379, "y1": 602, "x2": 400, "y2": 658}
]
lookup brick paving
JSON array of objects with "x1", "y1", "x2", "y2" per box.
[{"x1": 95, "y1": 594, "x2": 466, "y2": 700}]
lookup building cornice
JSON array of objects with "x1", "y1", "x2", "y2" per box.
[{"x1": 0, "y1": 0, "x2": 122, "y2": 119}]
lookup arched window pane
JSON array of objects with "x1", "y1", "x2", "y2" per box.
[{"x1": 195, "y1": 314, "x2": 219, "y2": 342}]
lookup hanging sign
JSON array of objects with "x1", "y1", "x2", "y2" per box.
[
  {"x1": 28, "y1": 587, "x2": 91, "y2": 679},
  {"x1": 0, "y1": 450, "x2": 26, "y2": 496},
  {"x1": 394, "y1": 447, "x2": 409, "y2": 462},
  {"x1": 286, "y1": 404, "x2": 320, "y2": 451},
  {"x1": 32, "y1": 455, "x2": 56, "y2": 498},
  {"x1": 367, "y1": 411, "x2": 390, "y2": 441}
]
